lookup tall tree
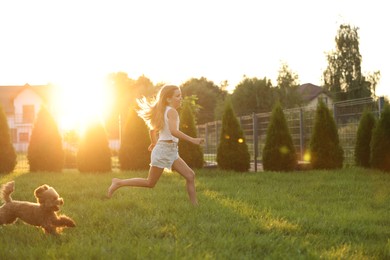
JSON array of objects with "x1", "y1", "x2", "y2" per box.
[
  {"x1": 231, "y1": 76, "x2": 274, "y2": 115},
  {"x1": 181, "y1": 77, "x2": 227, "y2": 124},
  {"x1": 276, "y1": 63, "x2": 302, "y2": 108},
  {"x1": 28, "y1": 106, "x2": 64, "y2": 172},
  {"x1": 0, "y1": 105, "x2": 17, "y2": 174},
  {"x1": 323, "y1": 24, "x2": 373, "y2": 101}
]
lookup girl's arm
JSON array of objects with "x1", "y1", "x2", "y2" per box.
[
  {"x1": 148, "y1": 129, "x2": 158, "y2": 151},
  {"x1": 167, "y1": 108, "x2": 204, "y2": 145}
]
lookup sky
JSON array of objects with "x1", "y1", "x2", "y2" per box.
[{"x1": 0, "y1": 0, "x2": 388, "y2": 99}]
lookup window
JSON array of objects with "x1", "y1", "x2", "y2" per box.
[
  {"x1": 19, "y1": 132, "x2": 29, "y2": 143},
  {"x1": 23, "y1": 105, "x2": 35, "y2": 123}
]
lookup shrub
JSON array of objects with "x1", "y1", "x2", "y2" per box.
[
  {"x1": 309, "y1": 101, "x2": 344, "y2": 169},
  {"x1": 217, "y1": 100, "x2": 250, "y2": 172},
  {"x1": 262, "y1": 103, "x2": 297, "y2": 171},
  {"x1": 0, "y1": 105, "x2": 16, "y2": 174},
  {"x1": 28, "y1": 106, "x2": 64, "y2": 172},
  {"x1": 179, "y1": 100, "x2": 204, "y2": 169},
  {"x1": 77, "y1": 122, "x2": 111, "y2": 173},
  {"x1": 354, "y1": 109, "x2": 376, "y2": 167},
  {"x1": 119, "y1": 108, "x2": 150, "y2": 170},
  {"x1": 370, "y1": 104, "x2": 390, "y2": 172}
]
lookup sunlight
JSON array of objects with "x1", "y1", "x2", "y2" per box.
[{"x1": 51, "y1": 76, "x2": 113, "y2": 133}]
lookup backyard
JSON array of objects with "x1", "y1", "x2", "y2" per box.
[{"x1": 1, "y1": 168, "x2": 389, "y2": 259}]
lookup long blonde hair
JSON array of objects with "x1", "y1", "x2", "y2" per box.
[{"x1": 136, "y1": 85, "x2": 179, "y2": 131}]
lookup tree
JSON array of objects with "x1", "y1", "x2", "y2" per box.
[
  {"x1": 28, "y1": 106, "x2": 64, "y2": 172},
  {"x1": 119, "y1": 108, "x2": 150, "y2": 170},
  {"x1": 216, "y1": 100, "x2": 250, "y2": 172},
  {"x1": 0, "y1": 105, "x2": 16, "y2": 174},
  {"x1": 276, "y1": 63, "x2": 302, "y2": 108},
  {"x1": 323, "y1": 24, "x2": 373, "y2": 101},
  {"x1": 231, "y1": 76, "x2": 274, "y2": 115},
  {"x1": 181, "y1": 77, "x2": 227, "y2": 124},
  {"x1": 262, "y1": 102, "x2": 297, "y2": 171},
  {"x1": 77, "y1": 122, "x2": 111, "y2": 173},
  {"x1": 370, "y1": 104, "x2": 390, "y2": 172},
  {"x1": 309, "y1": 101, "x2": 344, "y2": 169},
  {"x1": 354, "y1": 109, "x2": 376, "y2": 167},
  {"x1": 179, "y1": 98, "x2": 204, "y2": 168}
]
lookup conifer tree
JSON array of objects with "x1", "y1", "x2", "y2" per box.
[
  {"x1": 0, "y1": 105, "x2": 17, "y2": 174},
  {"x1": 119, "y1": 108, "x2": 150, "y2": 170},
  {"x1": 179, "y1": 100, "x2": 203, "y2": 168},
  {"x1": 354, "y1": 109, "x2": 376, "y2": 167},
  {"x1": 262, "y1": 102, "x2": 297, "y2": 171},
  {"x1": 309, "y1": 101, "x2": 344, "y2": 169},
  {"x1": 217, "y1": 100, "x2": 250, "y2": 172},
  {"x1": 28, "y1": 106, "x2": 64, "y2": 172},
  {"x1": 77, "y1": 122, "x2": 111, "y2": 173},
  {"x1": 370, "y1": 104, "x2": 390, "y2": 172}
]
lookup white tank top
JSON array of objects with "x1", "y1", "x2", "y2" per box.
[{"x1": 158, "y1": 106, "x2": 179, "y2": 143}]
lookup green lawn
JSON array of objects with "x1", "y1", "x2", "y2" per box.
[{"x1": 0, "y1": 168, "x2": 389, "y2": 259}]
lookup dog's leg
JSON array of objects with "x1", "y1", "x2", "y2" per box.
[{"x1": 54, "y1": 215, "x2": 76, "y2": 227}]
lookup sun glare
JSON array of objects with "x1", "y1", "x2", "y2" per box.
[{"x1": 52, "y1": 77, "x2": 112, "y2": 133}]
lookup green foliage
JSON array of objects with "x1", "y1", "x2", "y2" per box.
[
  {"x1": 354, "y1": 109, "x2": 376, "y2": 167},
  {"x1": 0, "y1": 105, "x2": 16, "y2": 173},
  {"x1": 27, "y1": 106, "x2": 64, "y2": 172},
  {"x1": 309, "y1": 101, "x2": 344, "y2": 169},
  {"x1": 119, "y1": 108, "x2": 150, "y2": 170},
  {"x1": 77, "y1": 122, "x2": 111, "y2": 173},
  {"x1": 217, "y1": 100, "x2": 250, "y2": 172},
  {"x1": 179, "y1": 100, "x2": 204, "y2": 168},
  {"x1": 262, "y1": 103, "x2": 297, "y2": 171},
  {"x1": 276, "y1": 63, "x2": 302, "y2": 108},
  {"x1": 1, "y1": 168, "x2": 389, "y2": 259},
  {"x1": 231, "y1": 76, "x2": 274, "y2": 115},
  {"x1": 181, "y1": 77, "x2": 227, "y2": 124},
  {"x1": 370, "y1": 104, "x2": 390, "y2": 171}
]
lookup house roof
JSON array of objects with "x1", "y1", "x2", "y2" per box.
[
  {"x1": 0, "y1": 84, "x2": 51, "y2": 114},
  {"x1": 297, "y1": 83, "x2": 329, "y2": 102}
]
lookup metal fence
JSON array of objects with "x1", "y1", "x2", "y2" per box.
[{"x1": 197, "y1": 97, "x2": 385, "y2": 171}]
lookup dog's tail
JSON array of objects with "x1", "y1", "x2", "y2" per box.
[{"x1": 1, "y1": 181, "x2": 15, "y2": 203}]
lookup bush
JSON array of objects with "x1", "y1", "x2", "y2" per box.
[
  {"x1": 119, "y1": 108, "x2": 150, "y2": 170},
  {"x1": 28, "y1": 106, "x2": 64, "y2": 172},
  {"x1": 354, "y1": 109, "x2": 376, "y2": 167},
  {"x1": 309, "y1": 101, "x2": 344, "y2": 169},
  {"x1": 370, "y1": 104, "x2": 390, "y2": 172},
  {"x1": 77, "y1": 122, "x2": 111, "y2": 173},
  {"x1": 262, "y1": 103, "x2": 297, "y2": 171},
  {"x1": 0, "y1": 105, "x2": 16, "y2": 174},
  {"x1": 216, "y1": 100, "x2": 250, "y2": 172},
  {"x1": 179, "y1": 100, "x2": 204, "y2": 168}
]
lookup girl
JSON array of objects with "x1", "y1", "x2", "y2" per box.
[{"x1": 107, "y1": 85, "x2": 204, "y2": 205}]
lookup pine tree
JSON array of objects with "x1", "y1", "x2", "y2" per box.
[
  {"x1": 309, "y1": 101, "x2": 344, "y2": 169},
  {"x1": 28, "y1": 106, "x2": 64, "y2": 172},
  {"x1": 77, "y1": 122, "x2": 111, "y2": 173},
  {"x1": 179, "y1": 100, "x2": 203, "y2": 168},
  {"x1": 0, "y1": 105, "x2": 17, "y2": 174},
  {"x1": 216, "y1": 100, "x2": 250, "y2": 172},
  {"x1": 119, "y1": 108, "x2": 150, "y2": 170},
  {"x1": 354, "y1": 109, "x2": 376, "y2": 167},
  {"x1": 262, "y1": 103, "x2": 297, "y2": 171},
  {"x1": 370, "y1": 104, "x2": 390, "y2": 172}
]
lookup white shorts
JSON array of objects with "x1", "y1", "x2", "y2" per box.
[{"x1": 150, "y1": 141, "x2": 179, "y2": 169}]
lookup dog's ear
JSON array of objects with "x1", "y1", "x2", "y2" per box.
[{"x1": 34, "y1": 184, "x2": 50, "y2": 199}]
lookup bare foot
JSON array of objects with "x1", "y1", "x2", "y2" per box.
[{"x1": 107, "y1": 178, "x2": 120, "y2": 198}]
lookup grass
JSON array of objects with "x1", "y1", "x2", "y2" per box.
[{"x1": 1, "y1": 168, "x2": 389, "y2": 259}]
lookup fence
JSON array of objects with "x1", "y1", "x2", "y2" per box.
[{"x1": 196, "y1": 96, "x2": 385, "y2": 171}]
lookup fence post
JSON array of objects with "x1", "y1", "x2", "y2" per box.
[
  {"x1": 205, "y1": 123, "x2": 208, "y2": 156},
  {"x1": 378, "y1": 96, "x2": 385, "y2": 117},
  {"x1": 252, "y1": 112, "x2": 258, "y2": 172},
  {"x1": 299, "y1": 108, "x2": 304, "y2": 161}
]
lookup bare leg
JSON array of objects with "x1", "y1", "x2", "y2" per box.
[
  {"x1": 172, "y1": 157, "x2": 198, "y2": 206},
  {"x1": 107, "y1": 166, "x2": 164, "y2": 198}
]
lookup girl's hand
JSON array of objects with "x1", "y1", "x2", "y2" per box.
[
  {"x1": 193, "y1": 138, "x2": 204, "y2": 145},
  {"x1": 148, "y1": 143, "x2": 156, "y2": 151}
]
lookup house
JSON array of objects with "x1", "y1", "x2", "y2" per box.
[
  {"x1": 0, "y1": 84, "x2": 52, "y2": 151},
  {"x1": 297, "y1": 83, "x2": 333, "y2": 108}
]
